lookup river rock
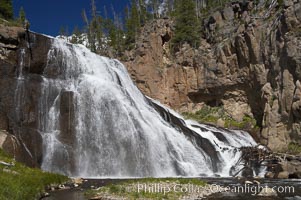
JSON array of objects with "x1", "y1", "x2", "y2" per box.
[
  {"x1": 222, "y1": 7, "x2": 234, "y2": 21},
  {"x1": 0, "y1": 130, "x2": 7, "y2": 148},
  {"x1": 2, "y1": 168, "x2": 18, "y2": 175},
  {"x1": 258, "y1": 187, "x2": 278, "y2": 196},
  {"x1": 72, "y1": 177, "x2": 84, "y2": 185},
  {"x1": 280, "y1": 158, "x2": 301, "y2": 178},
  {"x1": 245, "y1": 180, "x2": 253, "y2": 184},
  {"x1": 290, "y1": 172, "x2": 301, "y2": 178},
  {"x1": 277, "y1": 171, "x2": 289, "y2": 179},
  {"x1": 89, "y1": 196, "x2": 102, "y2": 200},
  {"x1": 265, "y1": 172, "x2": 275, "y2": 178},
  {"x1": 216, "y1": 118, "x2": 225, "y2": 127}
]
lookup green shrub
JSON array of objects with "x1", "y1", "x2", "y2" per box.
[
  {"x1": 225, "y1": 115, "x2": 257, "y2": 129},
  {"x1": 183, "y1": 105, "x2": 258, "y2": 130},
  {"x1": 182, "y1": 105, "x2": 223, "y2": 124}
]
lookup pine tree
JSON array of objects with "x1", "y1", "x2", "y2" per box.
[
  {"x1": 95, "y1": 16, "x2": 103, "y2": 53},
  {"x1": 108, "y1": 6, "x2": 118, "y2": 51},
  {"x1": 125, "y1": 0, "x2": 140, "y2": 49},
  {"x1": 150, "y1": 0, "x2": 159, "y2": 19},
  {"x1": 81, "y1": 9, "x2": 92, "y2": 48},
  {"x1": 0, "y1": 0, "x2": 13, "y2": 20},
  {"x1": 59, "y1": 26, "x2": 66, "y2": 36},
  {"x1": 70, "y1": 26, "x2": 82, "y2": 44},
  {"x1": 166, "y1": 0, "x2": 175, "y2": 16},
  {"x1": 18, "y1": 6, "x2": 26, "y2": 24},
  {"x1": 171, "y1": 0, "x2": 200, "y2": 51},
  {"x1": 113, "y1": 14, "x2": 126, "y2": 55},
  {"x1": 138, "y1": 0, "x2": 147, "y2": 25},
  {"x1": 81, "y1": 0, "x2": 103, "y2": 53},
  {"x1": 89, "y1": 0, "x2": 98, "y2": 52}
]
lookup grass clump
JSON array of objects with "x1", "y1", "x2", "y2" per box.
[
  {"x1": 0, "y1": 149, "x2": 68, "y2": 200},
  {"x1": 288, "y1": 143, "x2": 301, "y2": 155},
  {"x1": 85, "y1": 178, "x2": 207, "y2": 200},
  {"x1": 182, "y1": 105, "x2": 222, "y2": 124}
]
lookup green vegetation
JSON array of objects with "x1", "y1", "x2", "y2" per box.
[
  {"x1": 106, "y1": 18, "x2": 125, "y2": 55},
  {"x1": 70, "y1": 26, "x2": 82, "y2": 44},
  {"x1": 0, "y1": 2, "x2": 28, "y2": 28},
  {"x1": 201, "y1": 0, "x2": 232, "y2": 15},
  {"x1": 75, "y1": 0, "x2": 126, "y2": 55},
  {"x1": 81, "y1": 0, "x2": 103, "y2": 53},
  {"x1": 0, "y1": 0, "x2": 13, "y2": 20},
  {"x1": 171, "y1": 0, "x2": 200, "y2": 51},
  {"x1": 206, "y1": 0, "x2": 231, "y2": 9},
  {"x1": 68, "y1": 0, "x2": 267, "y2": 56},
  {"x1": 182, "y1": 105, "x2": 257, "y2": 130},
  {"x1": 125, "y1": 0, "x2": 140, "y2": 50},
  {"x1": 0, "y1": 18, "x2": 22, "y2": 27},
  {"x1": 225, "y1": 115, "x2": 257, "y2": 130},
  {"x1": 182, "y1": 106, "x2": 221, "y2": 124},
  {"x1": 288, "y1": 143, "x2": 301, "y2": 155},
  {"x1": 277, "y1": 0, "x2": 284, "y2": 7},
  {"x1": 0, "y1": 149, "x2": 68, "y2": 200},
  {"x1": 85, "y1": 178, "x2": 206, "y2": 200},
  {"x1": 18, "y1": 6, "x2": 26, "y2": 25}
]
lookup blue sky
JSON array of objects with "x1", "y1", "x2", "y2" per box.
[{"x1": 13, "y1": 0, "x2": 129, "y2": 36}]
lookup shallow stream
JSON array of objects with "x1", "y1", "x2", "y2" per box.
[{"x1": 44, "y1": 178, "x2": 301, "y2": 200}]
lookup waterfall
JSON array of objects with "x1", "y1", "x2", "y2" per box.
[
  {"x1": 14, "y1": 48, "x2": 34, "y2": 159},
  {"x1": 38, "y1": 38, "x2": 258, "y2": 178}
]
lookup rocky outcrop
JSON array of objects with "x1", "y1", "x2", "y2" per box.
[{"x1": 123, "y1": 0, "x2": 301, "y2": 151}]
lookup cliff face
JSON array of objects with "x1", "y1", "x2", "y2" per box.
[
  {"x1": 0, "y1": 24, "x2": 53, "y2": 167},
  {"x1": 124, "y1": 0, "x2": 301, "y2": 151}
]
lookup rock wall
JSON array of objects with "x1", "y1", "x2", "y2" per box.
[
  {"x1": 123, "y1": 0, "x2": 301, "y2": 151},
  {"x1": 0, "y1": 24, "x2": 58, "y2": 167}
]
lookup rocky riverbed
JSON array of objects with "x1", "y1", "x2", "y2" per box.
[{"x1": 43, "y1": 178, "x2": 301, "y2": 200}]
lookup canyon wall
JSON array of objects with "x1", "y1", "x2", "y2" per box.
[
  {"x1": 0, "y1": 0, "x2": 300, "y2": 169},
  {"x1": 123, "y1": 0, "x2": 301, "y2": 151}
]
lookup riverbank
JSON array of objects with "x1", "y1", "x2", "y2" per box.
[
  {"x1": 0, "y1": 149, "x2": 68, "y2": 199},
  {"x1": 44, "y1": 177, "x2": 301, "y2": 200}
]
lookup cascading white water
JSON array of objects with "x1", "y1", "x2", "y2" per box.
[{"x1": 39, "y1": 38, "x2": 258, "y2": 178}]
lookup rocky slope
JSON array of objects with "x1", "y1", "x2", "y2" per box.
[{"x1": 123, "y1": 0, "x2": 301, "y2": 152}]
